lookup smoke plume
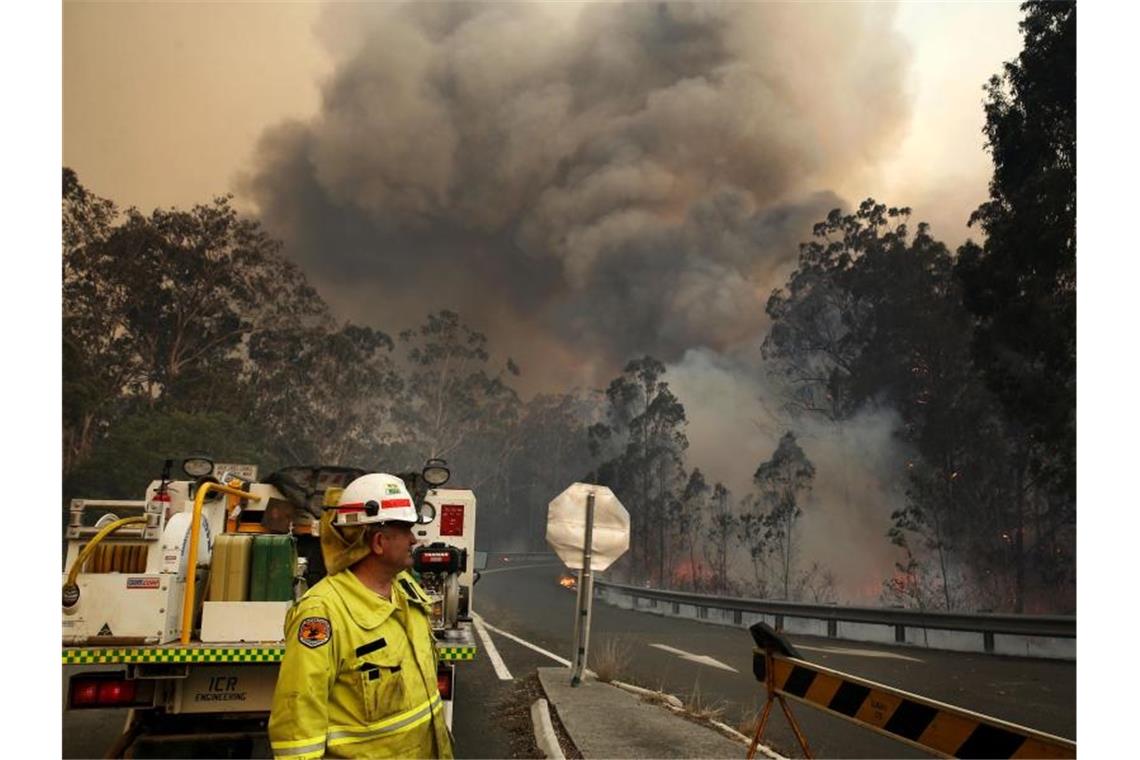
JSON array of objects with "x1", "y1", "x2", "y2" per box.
[
  {"x1": 668, "y1": 348, "x2": 909, "y2": 602},
  {"x1": 243, "y1": 2, "x2": 915, "y2": 598},
  {"x1": 244, "y1": 1, "x2": 911, "y2": 392}
]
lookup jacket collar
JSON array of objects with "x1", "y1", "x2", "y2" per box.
[
  {"x1": 328, "y1": 568, "x2": 432, "y2": 630},
  {"x1": 329, "y1": 568, "x2": 396, "y2": 630}
]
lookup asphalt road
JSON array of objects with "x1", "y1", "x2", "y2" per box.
[
  {"x1": 472, "y1": 560, "x2": 1076, "y2": 759},
  {"x1": 61, "y1": 558, "x2": 1075, "y2": 759}
]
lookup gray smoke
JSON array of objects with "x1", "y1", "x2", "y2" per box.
[
  {"x1": 243, "y1": 1, "x2": 912, "y2": 391},
  {"x1": 242, "y1": 2, "x2": 915, "y2": 598},
  {"x1": 668, "y1": 348, "x2": 910, "y2": 602}
]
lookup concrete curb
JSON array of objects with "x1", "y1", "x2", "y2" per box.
[
  {"x1": 608, "y1": 679, "x2": 786, "y2": 760},
  {"x1": 609, "y1": 679, "x2": 683, "y2": 708},
  {"x1": 530, "y1": 698, "x2": 566, "y2": 760},
  {"x1": 706, "y1": 718, "x2": 785, "y2": 760}
]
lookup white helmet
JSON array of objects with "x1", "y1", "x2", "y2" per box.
[{"x1": 328, "y1": 473, "x2": 419, "y2": 526}]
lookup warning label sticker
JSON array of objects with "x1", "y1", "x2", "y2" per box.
[{"x1": 127, "y1": 577, "x2": 160, "y2": 589}]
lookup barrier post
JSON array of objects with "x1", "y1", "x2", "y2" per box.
[{"x1": 748, "y1": 642, "x2": 813, "y2": 759}]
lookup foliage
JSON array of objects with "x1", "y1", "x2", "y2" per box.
[
  {"x1": 249, "y1": 323, "x2": 400, "y2": 467},
  {"x1": 395, "y1": 310, "x2": 518, "y2": 462},
  {"x1": 954, "y1": 0, "x2": 1076, "y2": 610},
  {"x1": 63, "y1": 169, "x2": 128, "y2": 473},
  {"x1": 736, "y1": 509, "x2": 770, "y2": 598},
  {"x1": 704, "y1": 482, "x2": 734, "y2": 594},
  {"x1": 505, "y1": 392, "x2": 596, "y2": 549},
  {"x1": 64, "y1": 409, "x2": 271, "y2": 501},
  {"x1": 590, "y1": 636, "x2": 634, "y2": 684},
  {"x1": 62, "y1": 172, "x2": 327, "y2": 483},
  {"x1": 588, "y1": 356, "x2": 688, "y2": 585},
  {"x1": 957, "y1": 1, "x2": 1076, "y2": 496},
  {"x1": 792, "y1": 561, "x2": 838, "y2": 603},
  {"x1": 762, "y1": 195, "x2": 1072, "y2": 611},
  {"x1": 675, "y1": 468, "x2": 710, "y2": 590},
  {"x1": 753, "y1": 432, "x2": 815, "y2": 599}
]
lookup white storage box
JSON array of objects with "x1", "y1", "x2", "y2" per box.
[{"x1": 200, "y1": 601, "x2": 291, "y2": 643}]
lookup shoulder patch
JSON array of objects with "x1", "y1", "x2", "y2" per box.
[{"x1": 298, "y1": 616, "x2": 332, "y2": 648}]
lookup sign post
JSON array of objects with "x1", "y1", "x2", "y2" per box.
[
  {"x1": 547, "y1": 483, "x2": 629, "y2": 687},
  {"x1": 569, "y1": 490, "x2": 596, "y2": 686}
]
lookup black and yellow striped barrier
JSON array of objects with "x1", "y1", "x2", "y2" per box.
[{"x1": 747, "y1": 622, "x2": 1075, "y2": 759}]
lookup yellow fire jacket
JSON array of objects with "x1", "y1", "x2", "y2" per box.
[{"x1": 268, "y1": 568, "x2": 453, "y2": 759}]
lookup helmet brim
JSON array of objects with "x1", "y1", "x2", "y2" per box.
[{"x1": 377, "y1": 518, "x2": 418, "y2": 528}]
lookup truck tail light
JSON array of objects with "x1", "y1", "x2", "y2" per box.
[
  {"x1": 437, "y1": 664, "x2": 454, "y2": 701},
  {"x1": 69, "y1": 673, "x2": 148, "y2": 709}
]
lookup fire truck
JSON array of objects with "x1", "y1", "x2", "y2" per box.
[{"x1": 61, "y1": 457, "x2": 479, "y2": 757}]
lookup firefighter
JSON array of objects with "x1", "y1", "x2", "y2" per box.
[{"x1": 268, "y1": 473, "x2": 453, "y2": 760}]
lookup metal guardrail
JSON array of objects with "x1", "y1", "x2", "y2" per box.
[
  {"x1": 490, "y1": 551, "x2": 560, "y2": 563},
  {"x1": 492, "y1": 555, "x2": 1074, "y2": 655},
  {"x1": 594, "y1": 581, "x2": 1075, "y2": 640}
]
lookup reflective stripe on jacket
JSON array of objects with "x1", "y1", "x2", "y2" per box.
[{"x1": 268, "y1": 569, "x2": 453, "y2": 759}]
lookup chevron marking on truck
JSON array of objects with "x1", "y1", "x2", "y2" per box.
[
  {"x1": 64, "y1": 645, "x2": 478, "y2": 665},
  {"x1": 63, "y1": 647, "x2": 286, "y2": 665}
]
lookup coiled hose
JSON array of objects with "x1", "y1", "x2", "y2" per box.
[{"x1": 63, "y1": 515, "x2": 147, "y2": 607}]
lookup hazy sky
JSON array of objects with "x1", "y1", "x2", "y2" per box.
[
  {"x1": 65, "y1": 1, "x2": 1021, "y2": 243},
  {"x1": 64, "y1": 2, "x2": 331, "y2": 214}
]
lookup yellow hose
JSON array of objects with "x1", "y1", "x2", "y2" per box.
[
  {"x1": 63, "y1": 516, "x2": 149, "y2": 607},
  {"x1": 180, "y1": 482, "x2": 261, "y2": 644}
]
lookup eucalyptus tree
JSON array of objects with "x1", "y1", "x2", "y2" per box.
[
  {"x1": 249, "y1": 323, "x2": 401, "y2": 466},
  {"x1": 63, "y1": 169, "x2": 127, "y2": 473},
  {"x1": 754, "y1": 431, "x2": 815, "y2": 600},
  {"x1": 588, "y1": 356, "x2": 688, "y2": 584},
  {"x1": 510, "y1": 392, "x2": 596, "y2": 549},
  {"x1": 62, "y1": 173, "x2": 325, "y2": 475},
  {"x1": 705, "y1": 482, "x2": 734, "y2": 594},
  {"x1": 674, "y1": 468, "x2": 709, "y2": 589},
  {"x1": 395, "y1": 310, "x2": 514, "y2": 461},
  {"x1": 955, "y1": 0, "x2": 1076, "y2": 611}
]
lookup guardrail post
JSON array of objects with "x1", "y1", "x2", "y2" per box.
[
  {"x1": 734, "y1": 610, "x2": 743, "y2": 625},
  {"x1": 984, "y1": 631, "x2": 995, "y2": 653},
  {"x1": 895, "y1": 624, "x2": 905, "y2": 643},
  {"x1": 827, "y1": 619, "x2": 837, "y2": 638},
  {"x1": 672, "y1": 602, "x2": 680, "y2": 614}
]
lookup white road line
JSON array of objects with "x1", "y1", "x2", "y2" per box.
[
  {"x1": 649, "y1": 643, "x2": 738, "y2": 672},
  {"x1": 475, "y1": 614, "x2": 571, "y2": 667},
  {"x1": 795, "y1": 644, "x2": 924, "y2": 662},
  {"x1": 472, "y1": 613, "x2": 514, "y2": 680}
]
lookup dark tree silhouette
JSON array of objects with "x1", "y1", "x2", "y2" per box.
[{"x1": 955, "y1": 1, "x2": 1075, "y2": 611}]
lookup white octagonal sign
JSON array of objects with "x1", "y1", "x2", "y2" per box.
[{"x1": 546, "y1": 483, "x2": 629, "y2": 570}]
